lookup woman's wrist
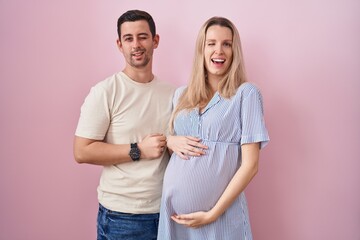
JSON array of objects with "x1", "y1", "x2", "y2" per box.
[
  {"x1": 166, "y1": 135, "x2": 175, "y2": 151},
  {"x1": 208, "y1": 206, "x2": 222, "y2": 223}
]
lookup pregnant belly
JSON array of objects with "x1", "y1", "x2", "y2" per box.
[{"x1": 162, "y1": 152, "x2": 238, "y2": 214}]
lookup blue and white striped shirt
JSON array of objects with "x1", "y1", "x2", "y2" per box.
[{"x1": 158, "y1": 82, "x2": 269, "y2": 240}]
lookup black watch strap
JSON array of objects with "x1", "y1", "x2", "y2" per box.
[{"x1": 129, "y1": 143, "x2": 141, "y2": 161}]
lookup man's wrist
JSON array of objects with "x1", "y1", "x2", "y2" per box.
[{"x1": 129, "y1": 143, "x2": 141, "y2": 161}]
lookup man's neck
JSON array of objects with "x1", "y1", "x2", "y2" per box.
[{"x1": 122, "y1": 66, "x2": 154, "y2": 83}]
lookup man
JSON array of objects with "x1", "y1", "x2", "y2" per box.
[{"x1": 74, "y1": 10, "x2": 174, "y2": 239}]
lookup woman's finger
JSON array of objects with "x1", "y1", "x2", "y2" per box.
[
  {"x1": 183, "y1": 146, "x2": 206, "y2": 155},
  {"x1": 177, "y1": 151, "x2": 189, "y2": 160}
]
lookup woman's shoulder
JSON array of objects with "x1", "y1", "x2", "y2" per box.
[
  {"x1": 175, "y1": 86, "x2": 187, "y2": 94},
  {"x1": 236, "y1": 82, "x2": 262, "y2": 98},
  {"x1": 238, "y1": 82, "x2": 259, "y2": 92},
  {"x1": 172, "y1": 86, "x2": 187, "y2": 105},
  {"x1": 174, "y1": 86, "x2": 187, "y2": 99}
]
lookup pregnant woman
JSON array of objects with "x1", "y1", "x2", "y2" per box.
[{"x1": 157, "y1": 16, "x2": 270, "y2": 240}]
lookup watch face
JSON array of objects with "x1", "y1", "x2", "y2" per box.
[{"x1": 130, "y1": 145, "x2": 141, "y2": 161}]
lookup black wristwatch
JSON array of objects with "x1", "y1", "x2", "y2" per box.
[{"x1": 129, "y1": 143, "x2": 141, "y2": 161}]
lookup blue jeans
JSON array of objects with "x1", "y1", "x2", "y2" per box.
[{"x1": 97, "y1": 204, "x2": 159, "y2": 240}]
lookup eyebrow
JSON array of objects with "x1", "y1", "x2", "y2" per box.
[{"x1": 206, "y1": 39, "x2": 232, "y2": 42}]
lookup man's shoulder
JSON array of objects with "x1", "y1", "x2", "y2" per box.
[
  {"x1": 89, "y1": 72, "x2": 132, "y2": 95},
  {"x1": 93, "y1": 72, "x2": 121, "y2": 88},
  {"x1": 153, "y1": 77, "x2": 176, "y2": 93}
]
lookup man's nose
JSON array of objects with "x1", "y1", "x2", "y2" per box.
[{"x1": 132, "y1": 38, "x2": 141, "y2": 48}]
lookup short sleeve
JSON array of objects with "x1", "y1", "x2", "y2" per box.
[
  {"x1": 240, "y1": 86, "x2": 270, "y2": 149},
  {"x1": 75, "y1": 85, "x2": 111, "y2": 140},
  {"x1": 172, "y1": 86, "x2": 187, "y2": 108}
]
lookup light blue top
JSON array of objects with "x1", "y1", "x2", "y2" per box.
[{"x1": 158, "y1": 83, "x2": 270, "y2": 240}]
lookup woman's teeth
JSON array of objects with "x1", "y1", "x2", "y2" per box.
[{"x1": 212, "y1": 58, "x2": 225, "y2": 63}]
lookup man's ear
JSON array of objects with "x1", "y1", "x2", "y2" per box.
[
  {"x1": 153, "y1": 34, "x2": 160, "y2": 49},
  {"x1": 116, "y1": 39, "x2": 123, "y2": 52}
]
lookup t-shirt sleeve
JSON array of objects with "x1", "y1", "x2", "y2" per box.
[
  {"x1": 240, "y1": 86, "x2": 270, "y2": 149},
  {"x1": 75, "y1": 85, "x2": 111, "y2": 140},
  {"x1": 172, "y1": 86, "x2": 187, "y2": 108}
]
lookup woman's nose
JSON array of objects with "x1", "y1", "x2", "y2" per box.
[{"x1": 215, "y1": 44, "x2": 224, "y2": 54}]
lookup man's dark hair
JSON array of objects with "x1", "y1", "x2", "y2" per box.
[{"x1": 117, "y1": 10, "x2": 156, "y2": 39}]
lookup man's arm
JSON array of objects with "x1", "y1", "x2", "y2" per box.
[{"x1": 73, "y1": 134, "x2": 166, "y2": 166}]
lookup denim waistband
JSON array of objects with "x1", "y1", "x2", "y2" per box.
[{"x1": 99, "y1": 204, "x2": 159, "y2": 219}]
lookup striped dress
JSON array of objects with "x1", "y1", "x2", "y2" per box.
[{"x1": 158, "y1": 82, "x2": 270, "y2": 240}]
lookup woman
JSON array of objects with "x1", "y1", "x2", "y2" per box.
[{"x1": 158, "y1": 17, "x2": 270, "y2": 239}]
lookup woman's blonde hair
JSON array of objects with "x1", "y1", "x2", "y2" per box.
[{"x1": 170, "y1": 17, "x2": 247, "y2": 133}]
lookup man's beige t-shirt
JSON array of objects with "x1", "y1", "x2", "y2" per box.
[{"x1": 75, "y1": 72, "x2": 175, "y2": 213}]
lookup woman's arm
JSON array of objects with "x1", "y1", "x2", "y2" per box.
[{"x1": 171, "y1": 142, "x2": 260, "y2": 228}]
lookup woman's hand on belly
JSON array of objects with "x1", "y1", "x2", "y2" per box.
[
  {"x1": 171, "y1": 210, "x2": 216, "y2": 228},
  {"x1": 167, "y1": 135, "x2": 208, "y2": 160}
]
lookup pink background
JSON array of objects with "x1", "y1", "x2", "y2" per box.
[{"x1": 1, "y1": 0, "x2": 359, "y2": 239}]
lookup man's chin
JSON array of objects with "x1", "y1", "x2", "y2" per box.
[{"x1": 130, "y1": 61, "x2": 150, "y2": 68}]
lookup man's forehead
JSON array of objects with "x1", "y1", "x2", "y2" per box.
[{"x1": 120, "y1": 20, "x2": 151, "y2": 36}]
